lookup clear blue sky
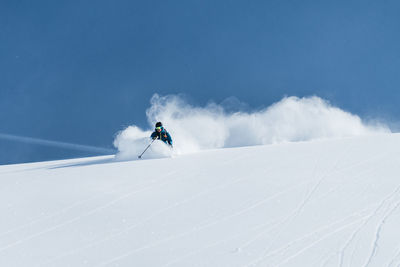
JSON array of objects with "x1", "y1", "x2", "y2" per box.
[{"x1": 1, "y1": 0, "x2": 400, "y2": 164}]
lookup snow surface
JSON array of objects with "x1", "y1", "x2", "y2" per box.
[{"x1": 1, "y1": 133, "x2": 400, "y2": 266}]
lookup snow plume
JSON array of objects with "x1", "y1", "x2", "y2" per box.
[
  {"x1": 0, "y1": 133, "x2": 116, "y2": 154},
  {"x1": 113, "y1": 94, "x2": 389, "y2": 159}
]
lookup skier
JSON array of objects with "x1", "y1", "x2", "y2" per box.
[{"x1": 150, "y1": 122, "x2": 173, "y2": 147}]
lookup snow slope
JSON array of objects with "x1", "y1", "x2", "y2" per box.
[{"x1": 1, "y1": 134, "x2": 400, "y2": 267}]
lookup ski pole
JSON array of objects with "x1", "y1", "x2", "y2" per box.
[{"x1": 138, "y1": 138, "x2": 155, "y2": 159}]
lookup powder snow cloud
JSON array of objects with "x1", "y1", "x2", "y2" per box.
[{"x1": 113, "y1": 94, "x2": 390, "y2": 159}]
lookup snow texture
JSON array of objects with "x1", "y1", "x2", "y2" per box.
[
  {"x1": 1, "y1": 133, "x2": 400, "y2": 266},
  {"x1": 113, "y1": 95, "x2": 389, "y2": 160}
]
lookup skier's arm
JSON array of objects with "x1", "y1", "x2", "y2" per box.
[
  {"x1": 166, "y1": 132, "x2": 173, "y2": 146},
  {"x1": 150, "y1": 132, "x2": 158, "y2": 140}
]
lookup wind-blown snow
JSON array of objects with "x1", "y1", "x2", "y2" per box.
[
  {"x1": 112, "y1": 126, "x2": 173, "y2": 160},
  {"x1": 1, "y1": 133, "x2": 400, "y2": 266},
  {"x1": 0, "y1": 133, "x2": 116, "y2": 154},
  {"x1": 114, "y1": 94, "x2": 389, "y2": 159}
]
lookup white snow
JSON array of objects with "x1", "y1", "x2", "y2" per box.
[
  {"x1": 114, "y1": 95, "x2": 389, "y2": 159},
  {"x1": 1, "y1": 133, "x2": 400, "y2": 266}
]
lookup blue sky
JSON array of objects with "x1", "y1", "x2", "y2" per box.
[{"x1": 1, "y1": 0, "x2": 400, "y2": 164}]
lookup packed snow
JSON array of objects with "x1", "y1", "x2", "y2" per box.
[{"x1": 1, "y1": 133, "x2": 400, "y2": 266}]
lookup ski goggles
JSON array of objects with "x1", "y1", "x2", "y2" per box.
[{"x1": 155, "y1": 127, "x2": 162, "y2": 130}]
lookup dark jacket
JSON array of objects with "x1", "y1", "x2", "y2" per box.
[{"x1": 150, "y1": 127, "x2": 173, "y2": 146}]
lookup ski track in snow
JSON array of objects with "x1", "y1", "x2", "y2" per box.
[
  {"x1": 241, "y1": 206, "x2": 375, "y2": 267},
  {"x1": 37, "y1": 167, "x2": 266, "y2": 266},
  {"x1": 314, "y1": 166, "x2": 400, "y2": 267},
  {"x1": 1, "y1": 134, "x2": 400, "y2": 267},
  {"x1": 349, "y1": 238, "x2": 363, "y2": 267},
  {"x1": 241, "y1": 149, "x2": 396, "y2": 267},
  {"x1": 338, "y1": 176, "x2": 400, "y2": 267},
  {"x1": 388, "y1": 245, "x2": 400, "y2": 267},
  {"x1": 0, "y1": 170, "x2": 181, "y2": 254},
  {"x1": 273, "y1": 218, "x2": 368, "y2": 267},
  {"x1": 339, "y1": 158, "x2": 398, "y2": 267},
  {"x1": 36, "y1": 157, "x2": 271, "y2": 266},
  {"x1": 97, "y1": 153, "x2": 384, "y2": 267},
  {"x1": 0, "y1": 189, "x2": 117, "y2": 239},
  {"x1": 240, "y1": 149, "x2": 348, "y2": 266},
  {"x1": 286, "y1": 181, "x2": 400, "y2": 267},
  {"x1": 231, "y1": 153, "x2": 325, "y2": 253},
  {"x1": 162, "y1": 221, "x2": 275, "y2": 267},
  {"x1": 320, "y1": 252, "x2": 337, "y2": 267},
  {"x1": 0, "y1": 163, "x2": 141, "y2": 240},
  {"x1": 40, "y1": 148, "x2": 394, "y2": 266},
  {"x1": 363, "y1": 193, "x2": 400, "y2": 267},
  {"x1": 94, "y1": 181, "x2": 304, "y2": 267}
]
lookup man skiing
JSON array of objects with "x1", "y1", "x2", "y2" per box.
[{"x1": 150, "y1": 122, "x2": 173, "y2": 147}]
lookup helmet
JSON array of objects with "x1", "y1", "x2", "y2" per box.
[{"x1": 155, "y1": 122, "x2": 163, "y2": 128}]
